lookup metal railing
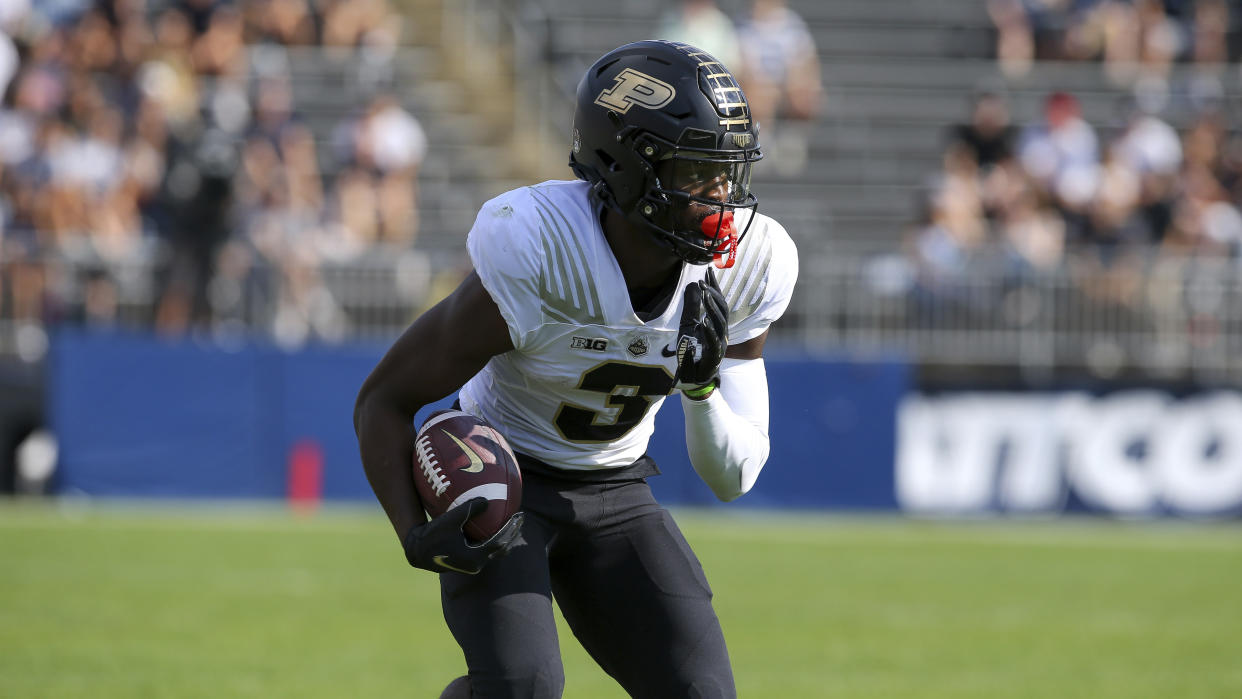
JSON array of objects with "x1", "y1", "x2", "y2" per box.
[
  {"x1": 787, "y1": 244, "x2": 1242, "y2": 381},
  {"x1": 0, "y1": 246, "x2": 439, "y2": 358},
  {"x1": 5, "y1": 245, "x2": 1242, "y2": 381}
]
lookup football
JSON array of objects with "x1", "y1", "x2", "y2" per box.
[{"x1": 412, "y1": 409, "x2": 523, "y2": 542}]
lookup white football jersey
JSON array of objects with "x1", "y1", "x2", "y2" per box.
[{"x1": 458, "y1": 179, "x2": 798, "y2": 472}]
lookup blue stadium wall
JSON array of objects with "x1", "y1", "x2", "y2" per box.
[
  {"x1": 48, "y1": 329, "x2": 906, "y2": 510},
  {"x1": 48, "y1": 330, "x2": 1242, "y2": 517}
]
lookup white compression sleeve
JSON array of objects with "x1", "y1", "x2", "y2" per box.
[{"x1": 681, "y1": 357, "x2": 771, "y2": 501}]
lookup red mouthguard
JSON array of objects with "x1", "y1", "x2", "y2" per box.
[{"x1": 700, "y1": 212, "x2": 737, "y2": 269}]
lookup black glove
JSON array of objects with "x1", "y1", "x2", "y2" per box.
[
  {"x1": 674, "y1": 270, "x2": 728, "y2": 392},
  {"x1": 402, "y1": 498, "x2": 524, "y2": 575}
]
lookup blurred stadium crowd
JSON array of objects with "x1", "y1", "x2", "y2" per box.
[
  {"x1": 990, "y1": 0, "x2": 1237, "y2": 77},
  {"x1": 912, "y1": 86, "x2": 1242, "y2": 300},
  {"x1": 968, "y1": 0, "x2": 1242, "y2": 273},
  {"x1": 902, "y1": 0, "x2": 1242, "y2": 363},
  {"x1": 0, "y1": 0, "x2": 423, "y2": 355},
  {"x1": 0, "y1": 0, "x2": 1241, "y2": 367}
]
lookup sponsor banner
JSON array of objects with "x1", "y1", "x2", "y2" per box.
[{"x1": 897, "y1": 391, "x2": 1242, "y2": 517}]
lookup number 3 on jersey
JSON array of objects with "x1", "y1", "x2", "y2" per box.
[{"x1": 554, "y1": 361, "x2": 674, "y2": 442}]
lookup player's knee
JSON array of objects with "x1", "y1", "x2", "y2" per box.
[
  {"x1": 469, "y1": 660, "x2": 564, "y2": 699},
  {"x1": 439, "y1": 675, "x2": 472, "y2": 698},
  {"x1": 634, "y1": 670, "x2": 734, "y2": 699},
  {"x1": 446, "y1": 672, "x2": 565, "y2": 698},
  {"x1": 503, "y1": 663, "x2": 564, "y2": 699},
  {"x1": 685, "y1": 677, "x2": 737, "y2": 699},
  {"x1": 634, "y1": 629, "x2": 734, "y2": 698}
]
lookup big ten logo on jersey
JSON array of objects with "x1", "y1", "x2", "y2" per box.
[
  {"x1": 594, "y1": 68, "x2": 675, "y2": 114},
  {"x1": 570, "y1": 336, "x2": 608, "y2": 352},
  {"x1": 896, "y1": 391, "x2": 1242, "y2": 517}
]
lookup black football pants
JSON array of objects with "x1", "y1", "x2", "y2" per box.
[{"x1": 438, "y1": 470, "x2": 736, "y2": 698}]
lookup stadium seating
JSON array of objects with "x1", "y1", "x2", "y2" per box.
[
  {"x1": 279, "y1": 46, "x2": 499, "y2": 251},
  {"x1": 192, "y1": 1, "x2": 1234, "y2": 265},
  {"x1": 501, "y1": 0, "x2": 1239, "y2": 258}
]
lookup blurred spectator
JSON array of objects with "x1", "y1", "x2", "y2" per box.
[
  {"x1": 1132, "y1": 0, "x2": 1184, "y2": 74},
  {"x1": 249, "y1": 74, "x2": 297, "y2": 144},
  {"x1": 1218, "y1": 131, "x2": 1242, "y2": 205},
  {"x1": 1113, "y1": 103, "x2": 1181, "y2": 241},
  {"x1": 1114, "y1": 105, "x2": 1181, "y2": 178},
  {"x1": 66, "y1": 7, "x2": 115, "y2": 73},
  {"x1": 1080, "y1": 147, "x2": 1148, "y2": 252},
  {"x1": 223, "y1": 67, "x2": 338, "y2": 340},
  {"x1": 656, "y1": 0, "x2": 741, "y2": 72},
  {"x1": 987, "y1": 0, "x2": 1037, "y2": 77},
  {"x1": 193, "y1": 5, "x2": 247, "y2": 78},
  {"x1": 321, "y1": 0, "x2": 402, "y2": 50},
  {"x1": 1069, "y1": 146, "x2": 1148, "y2": 310},
  {"x1": 1189, "y1": 0, "x2": 1230, "y2": 64},
  {"x1": 946, "y1": 90, "x2": 1027, "y2": 227},
  {"x1": 365, "y1": 94, "x2": 426, "y2": 177},
  {"x1": 734, "y1": 0, "x2": 822, "y2": 177},
  {"x1": 328, "y1": 93, "x2": 425, "y2": 250},
  {"x1": 1017, "y1": 92, "x2": 1100, "y2": 213},
  {"x1": 154, "y1": 123, "x2": 240, "y2": 334},
  {"x1": 948, "y1": 91, "x2": 1016, "y2": 172},
  {"x1": 322, "y1": 0, "x2": 403, "y2": 90},
  {"x1": 988, "y1": 0, "x2": 1231, "y2": 80},
  {"x1": 908, "y1": 145, "x2": 991, "y2": 302},
  {"x1": 998, "y1": 187, "x2": 1066, "y2": 272},
  {"x1": 115, "y1": 7, "x2": 156, "y2": 79},
  {"x1": 179, "y1": 0, "x2": 222, "y2": 35},
  {"x1": 143, "y1": 7, "x2": 202, "y2": 126},
  {"x1": 1167, "y1": 117, "x2": 1242, "y2": 254},
  {"x1": 245, "y1": 0, "x2": 317, "y2": 46}
]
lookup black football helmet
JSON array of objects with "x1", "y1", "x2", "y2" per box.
[{"x1": 569, "y1": 40, "x2": 761, "y2": 267}]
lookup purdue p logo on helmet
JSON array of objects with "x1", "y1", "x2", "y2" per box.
[{"x1": 594, "y1": 69, "x2": 676, "y2": 114}]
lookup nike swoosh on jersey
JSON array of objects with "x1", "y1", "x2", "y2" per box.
[
  {"x1": 443, "y1": 430, "x2": 486, "y2": 473},
  {"x1": 432, "y1": 555, "x2": 479, "y2": 574},
  {"x1": 660, "y1": 344, "x2": 678, "y2": 357}
]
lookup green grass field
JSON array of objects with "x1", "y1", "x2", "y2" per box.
[{"x1": 2, "y1": 502, "x2": 1240, "y2": 698}]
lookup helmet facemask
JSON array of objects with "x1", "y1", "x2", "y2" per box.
[{"x1": 631, "y1": 138, "x2": 761, "y2": 268}]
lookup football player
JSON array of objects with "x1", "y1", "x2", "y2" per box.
[{"x1": 354, "y1": 40, "x2": 798, "y2": 698}]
